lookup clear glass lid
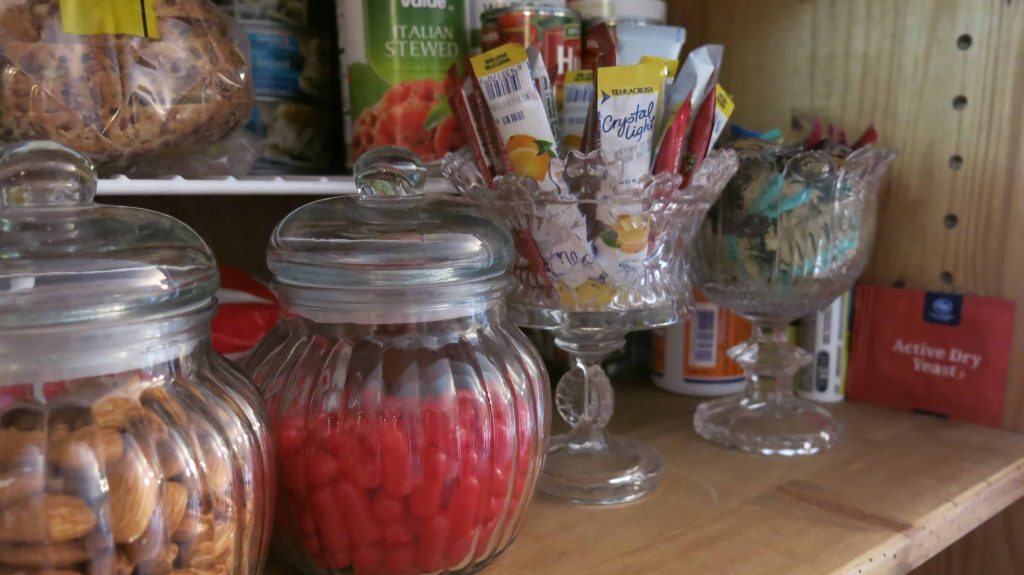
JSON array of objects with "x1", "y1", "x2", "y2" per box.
[
  {"x1": 0, "y1": 141, "x2": 217, "y2": 330},
  {"x1": 268, "y1": 147, "x2": 514, "y2": 320}
]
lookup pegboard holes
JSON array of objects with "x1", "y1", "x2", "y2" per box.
[
  {"x1": 949, "y1": 155, "x2": 964, "y2": 171},
  {"x1": 894, "y1": 279, "x2": 907, "y2": 289},
  {"x1": 957, "y1": 34, "x2": 973, "y2": 50},
  {"x1": 940, "y1": 271, "x2": 955, "y2": 286},
  {"x1": 944, "y1": 213, "x2": 959, "y2": 229},
  {"x1": 952, "y1": 95, "x2": 968, "y2": 111}
]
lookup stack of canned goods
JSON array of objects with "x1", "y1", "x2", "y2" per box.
[
  {"x1": 217, "y1": 0, "x2": 335, "y2": 173},
  {"x1": 331, "y1": 0, "x2": 594, "y2": 171},
  {"x1": 479, "y1": 1, "x2": 582, "y2": 104}
]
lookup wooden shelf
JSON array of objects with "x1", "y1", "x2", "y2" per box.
[{"x1": 268, "y1": 380, "x2": 1024, "y2": 575}]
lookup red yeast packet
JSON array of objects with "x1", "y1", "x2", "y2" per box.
[{"x1": 847, "y1": 285, "x2": 1016, "y2": 428}]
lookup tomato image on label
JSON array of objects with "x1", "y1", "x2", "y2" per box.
[{"x1": 352, "y1": 80, "x2": 466, "y2": 163}]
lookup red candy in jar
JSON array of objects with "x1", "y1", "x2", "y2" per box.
[{"x1": 247, "y1": 148, "x2": 550, "y2": 575}]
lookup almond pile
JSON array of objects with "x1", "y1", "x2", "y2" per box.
[{"x1": 0, "y1": 379, "x2": 249, "y2": 574}]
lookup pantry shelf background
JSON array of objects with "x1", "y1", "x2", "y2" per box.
[
  {"x1": 670, "y1": 1, "x2": 1024, "y2": 573},
  {"x1": 103, "y1": 1, "x2": 1024, "y2": 572}
]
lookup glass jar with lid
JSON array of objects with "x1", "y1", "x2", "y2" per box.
[
  {"x1": 246, "y1": 148, "x2": 550, "y2": 575},
  {"x1": 0, "y1": 142, "x2": 273, "y2": 574}
]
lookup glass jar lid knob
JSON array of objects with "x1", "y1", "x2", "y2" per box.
[
  {"x1": 354, "y1": 147, "x2": 427, "y2": 198},
  {"x1": 0, "y1": 141, "x2": 97, "y2": 209}
]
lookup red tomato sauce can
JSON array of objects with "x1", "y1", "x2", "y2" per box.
[{"x1": 480, "y1": 5, "x2": 582, "y2": 105}]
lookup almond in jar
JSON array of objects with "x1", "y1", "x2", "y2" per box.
[{"x1": 0, "y1": 142, "x2": 273, "y2": 575}]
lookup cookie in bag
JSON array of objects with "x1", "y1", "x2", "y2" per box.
[{"x1": 0, "y1": 0, "x2": 252, "y2": 166}]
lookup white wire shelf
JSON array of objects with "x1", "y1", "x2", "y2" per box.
[{"x1": 96, "y1": 175, "x2": 457, "y2": 196}]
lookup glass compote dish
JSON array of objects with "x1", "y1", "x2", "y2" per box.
[
  {"x1": 690, "y1": 142, "x2": 897, "y2": 456},
  {"x1": 445, "y1": 149, "x2": 738, "y2": 504}
]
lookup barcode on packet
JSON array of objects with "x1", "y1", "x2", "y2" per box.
[
  {"x1": 820, "y1": 303, "x2": 833, "y2": 345},
  {"x1": 565, "y1": 87, "x2": 593, "y2": 104},
  {"x1": 688, "y1": 306, "x2": 718, "y2": 368},
  {"x1": 482, "y1": 69, "x2": 522, "y2": 100},
  {"x1": 500, "y1": 111, "x2": 527, "y2": 125}
]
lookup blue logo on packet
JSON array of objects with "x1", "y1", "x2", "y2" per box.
[{"x1": 924, "y1": 292, "x2": 963, "y2": 326}]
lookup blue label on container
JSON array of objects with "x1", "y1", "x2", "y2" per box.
[
  {"x1": 924, "y1": 292, "x2": 963, "y2": 327},
  {"x1": 248, "y1": 29, "x2": 303, "y2": 97}
]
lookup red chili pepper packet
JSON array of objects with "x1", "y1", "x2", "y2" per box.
[
  {"x1": 681, "y1": 71, "x2": 720, "y2": 187},
  {"x1": 652, "y1": 93, "x2": 692, "y2": 175},
  {"x1": 853, "y1": 124, "x2": 879, "y2": 149},
  {"x1": 847, "y1": 285, "x2": 1016, "y2": 428},
  {"x1": 447, "y1": 63, "x2": 495, "y2": 184},
  {"x1": 827, "y1": 124, "x2": 848, "y2": 146},
  {"x1": 581, "y1": 23, "x2": 617, "y2": 154},
  {"x1": 805, "y1": 117, "x2": 825, "y2": 148}
]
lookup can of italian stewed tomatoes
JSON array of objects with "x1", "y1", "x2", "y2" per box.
[
  {"x1": 337, "y1": 0, "x2": 471, "y2": 168},
  {"x1": 480, "y1": 5, "x2": 581, "y2": 105}
]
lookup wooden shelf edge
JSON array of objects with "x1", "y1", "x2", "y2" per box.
[{"x1": 837, "y1": 456, "x2": 1024, "y2": 575}]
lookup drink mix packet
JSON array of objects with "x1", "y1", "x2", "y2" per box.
[
  {"x1": 596, "y1": 63, "x2": 664, "y2": 188},
  {"x1": 656, "y1": 45, "x2": 723, "y2": 151},
  {"x1": 684, "y1": 81, "x2": 734, "y2": 185},
  {"x1": 652, "y1": 95, "x2": 693, "y2": 175},
  {"x1": 561, "y1": 69, "x2": 593, "y2": 152},
  {"x1": 527, "y1": 47, "x2": 560, "y2": 144},
  {"x1": 446, "y1": 64, "x2": 495, "y2": 184},
  {"x1": 581, "y1": 23, "x2": 618, "y2": 153},
  {"x1": 469, "y1": 83, "x2": 512, "y2": 176},
  {"x1": 710, "y1": 84, "x2": 736, "y2": 149},
  {"x1": 640, "y1": 55, "x2": 681, "y2": 80},
  {"x1": 640, "y1": 55, "x2": 680, "y2": 138},
  {"x1": 471, "y1": 43, "x2": 562, "y2": 191}
]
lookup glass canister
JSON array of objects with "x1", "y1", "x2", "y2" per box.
[
  {"x1": 0, "y1": 142, "x2": 273, "y2": 574},
  {"x1": 246, "y1": 148, "x2": 550, "y2": 575}
]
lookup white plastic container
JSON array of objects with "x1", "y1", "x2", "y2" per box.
[
  {"x1": 796, "y1": 292, "x2": 852, "y2": 403},
  {"x1": 569, "y1": 0, "x2": 666, "y2": 23}
]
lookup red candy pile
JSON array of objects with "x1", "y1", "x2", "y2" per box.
[{"x1": 275, "y1": 390, "x2": 536, "y2": 575}]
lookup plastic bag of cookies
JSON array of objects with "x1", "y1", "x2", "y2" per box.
[{"x1": 0, "y1": 0, "x2": 253, "y2": 173}]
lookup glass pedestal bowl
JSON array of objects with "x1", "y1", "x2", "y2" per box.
[
  {"x1": 446, "y1": 149, "x2": 737, "y2": 504},
  {"x1": 689, "y1": 144, "x2": 897, "y2": 456}
]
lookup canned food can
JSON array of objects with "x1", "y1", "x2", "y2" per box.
[
  {"x1": 246, "y1": 23, "x2": 330, "y2": 100},
  {"x1": 247, "y1": 98, "x2": 331, "y2": 172},
  {"x1": 797, "y1": 292, "x2": 853, "y2": 403},
  {"x1": 337, "y1": 0, "x2": 471, "y2": 168},
  {"x1": 481, "y1": 5, "x2": 581, "y2": 104},
  {"x1": 651, "y1": 292, "x2": 752, "y2": 397},
  {"x1": 470, "y1": 0, "x2": 567, "y2": 51}
]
